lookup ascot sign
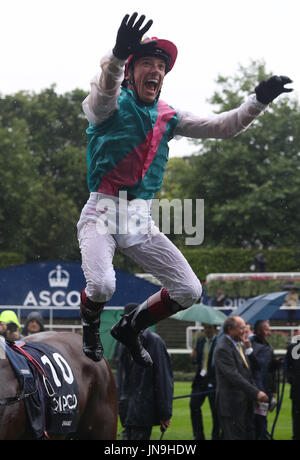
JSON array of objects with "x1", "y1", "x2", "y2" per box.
[
  {"x1": 23, "y1": 265, "x2": 81, "y2": 307},
  {"x1": 0, "y1": 262, "x2": 158, "y2": 318}
]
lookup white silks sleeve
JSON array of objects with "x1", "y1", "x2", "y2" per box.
[
  {"x1": 82, "y1": 50, "x2": 126, "y2": 125},
  {"x1": 174, "y1": 95, "x2": 267, "y2": 139}
]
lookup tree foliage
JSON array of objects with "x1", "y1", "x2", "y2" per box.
[
  {"x1": 161, "y1": 60, "x2": 300, "y2": 249},
  {"x1": 0, "y1": 86, "x2": 89, "y2": 260}
]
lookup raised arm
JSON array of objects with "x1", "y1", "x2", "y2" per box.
[
  {"x1": 175, "y1": 75, "x2": 293, "y2": 139},
  {"x1": 82, "y1": 52, "x2": 126, "y2": 126},
  {"x1": 175, "y1": 95, "x2": 266, "y2": 139},
  {"x1": 82, "y1": 13, "x2": 155, "y2": 126}
]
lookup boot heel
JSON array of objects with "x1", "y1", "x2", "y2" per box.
[
  {"x1": 110, "y1": 319, "x2": 153, "y2": 367},
  {"x1": 82, "y1": 325, "x2": 104, "y2": 362}
]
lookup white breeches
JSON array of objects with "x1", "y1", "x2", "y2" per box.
[{"x1": 77, "y1": 193, "x2": 202, "y2": 307}]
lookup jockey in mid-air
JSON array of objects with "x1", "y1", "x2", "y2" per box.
[{"x1": 78, "y1": 12, "x2": 293, "y2": 367}]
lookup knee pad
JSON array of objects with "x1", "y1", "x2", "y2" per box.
[
  {"x1": 172, "y1": 280, "x2": 202, "y2": 309},
  {"x1": 86, "y1": 273, "x2": 116, "y2": 304},
  {"x1": 189, "y1": 280, "x2": 202, "y2": 305}
]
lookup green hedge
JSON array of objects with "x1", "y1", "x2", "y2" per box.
[
  {"x1": 181, "y1": 248, "x2": 300, "y2": 282},
  {"x1": 181, "y1": 248, "x2": 300, "y2": 298},
  {"x1": 114, "y1": 246, "x2": 300, "y2": 297},
  {"x1": 205, "y1": 278, "x2": 297, "y2": 298},
  {"x1": 0, "y1": 252, "x2": 26, "y2": 270}
]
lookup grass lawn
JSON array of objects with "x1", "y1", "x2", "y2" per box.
[{"x1": 117, "y1": 381, "x2": 293, "y2": 440}]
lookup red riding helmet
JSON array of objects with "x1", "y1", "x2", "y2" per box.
[{"x1": 125, "y1": 37, "x2": 178, "y2": 78}]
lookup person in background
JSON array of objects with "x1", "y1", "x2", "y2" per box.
[
  {"x1": 115, "y1": 303, "x2": 173, "y2": 440},
  {"x1": 284, "y1": 288, "x2": 299, "y2": 307},
  {"x1": 213, "y1": 290, "x2": 227, "y2": 307},
  {"x1": 6, "y1": 323, "x2": 21, "y2": 341},
  {"x1": 250, "y1": 320, "x2": 281, "y2": 440},
  {"x1": 0, "y1": 320, "x2": 6, "y2": 337},
  {"x1": 190, "y1": 323, "x2": 221, "y2": 440},
  {"x1": 214, "y1": 315, "x2": 268, "y2": 440},
  {"x1": 244, "y1": 323, "x2": 254, "y2": 339},
  {"x1": 253, "y1": 253, "x2": 267, "y2": 272},
  {"x1": 0, "y1": 310, "x2": 21, "y2": 341},
  {"x1": 22, "y1": 311, "x2": 45, "y2": 337}
]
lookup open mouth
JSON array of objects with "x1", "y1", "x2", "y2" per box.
[{"x1": 144, "y1": 79, "x2": 159, "y2": 92}]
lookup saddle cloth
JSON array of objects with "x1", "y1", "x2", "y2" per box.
[{"x1": 5, "y1": 340, "x2": 79, "y2": 439}]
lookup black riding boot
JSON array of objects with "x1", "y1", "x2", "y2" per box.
[
  {"x1": 110, "y1": 289, "x2": 183, "y2": 367},
  {"x1": 111, "y1": 302, "x2": 154, "y2": 367},
  {"x1": 80, "y1": 290, "x2": 105, "y2": 362}
]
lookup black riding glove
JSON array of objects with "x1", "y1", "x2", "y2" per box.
[
  {"x1": 255, "y1": 75, "x2": 293, "y2": 104},
  {"x1": 113, "y1": 12, "x2": 156, "y2": 60}
]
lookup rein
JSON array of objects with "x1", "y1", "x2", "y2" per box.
[
  {"x1": 0, "y1": 385, "x2": 38, "y2": 407},
  {"x1": 0, "y1": 341, "x2": 45, "y2": 408}
]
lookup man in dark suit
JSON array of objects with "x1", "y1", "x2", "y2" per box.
[
  {"x1": 190, "y1": 324, "x2": 221, "y2": 440},
  {"x1": 214, "y1": 315, "x2": 269, "y2": 440},
  {"x1": 250, "y1": 320, "x2": 280, "y2": 440}
]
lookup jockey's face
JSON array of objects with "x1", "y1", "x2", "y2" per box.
[{"x1": 130, "y1": 56, "x2": 166, "y2": 103}]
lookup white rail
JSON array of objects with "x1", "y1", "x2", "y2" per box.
[{"x1": 0, "y1": 305, "x2": 298, "y2": 356}]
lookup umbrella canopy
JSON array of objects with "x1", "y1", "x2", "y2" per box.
[
  {"x1": 230, "y1": 291, "x2": 288, "y2": 325},
  {"x1": 172, "y1": 303, "x2": 227, "y2": 325},
  {"x1": 214, "y1": 291, "x2": 289, "y2": 344},
  {"x1": 281, "y1": 284, "x2": 300, "y2": 291}
]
